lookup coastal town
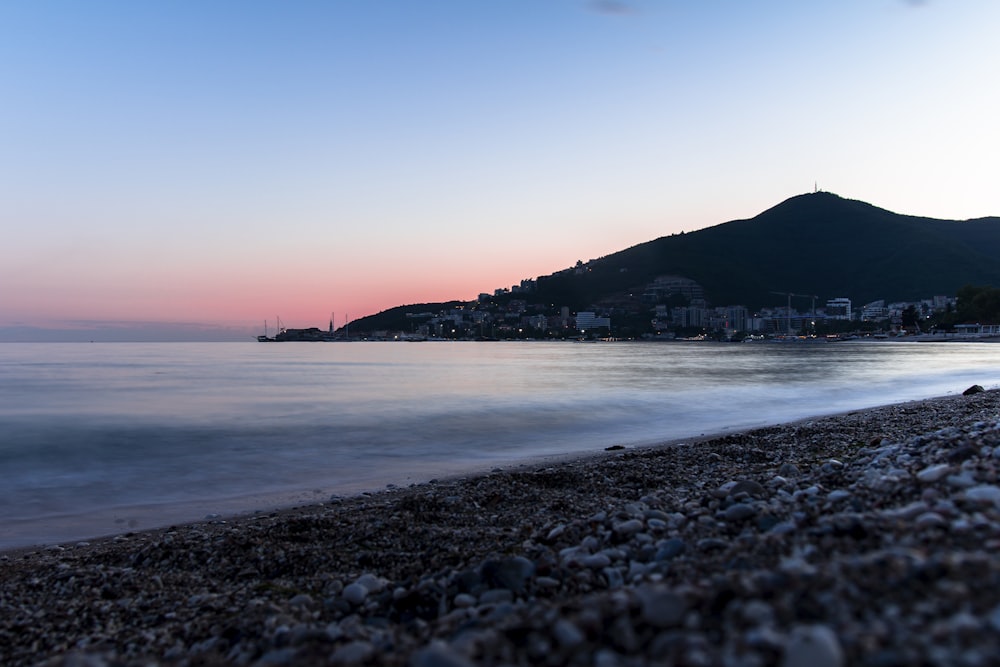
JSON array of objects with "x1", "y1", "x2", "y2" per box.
[{"x1": 272, "y1": 273, "x2": 1000, "y2": 343}]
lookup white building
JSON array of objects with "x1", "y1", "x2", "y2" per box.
[
  {"x1": 826, "y1": 297, "x2": 852, "y2": 320},
  {"x1": 861, "y1": 300, "x2": 887, "y2": 321},
  {"x1": 575, "y1": 312, "x2": 611, "y2": 332}
]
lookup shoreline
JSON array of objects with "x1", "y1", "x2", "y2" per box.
[
  {"x1": 2, "y1": 390, "x2": 982, "y2": 556},
  {"x1": 4, "y1": 389, "x2": 1000, "y2": 665}
]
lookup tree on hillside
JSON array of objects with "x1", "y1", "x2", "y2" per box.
[{"x1": 956, "y1": 285, "x2": 1000, "y2": 322}]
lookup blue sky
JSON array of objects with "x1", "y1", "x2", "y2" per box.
[{"x1": 1, "y1": 1, "x2": 998, "y2": 340}]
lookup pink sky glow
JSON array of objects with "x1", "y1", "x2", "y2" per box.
[{"x1": 2, "y1": 1, "x2": 998, "y2": 340}]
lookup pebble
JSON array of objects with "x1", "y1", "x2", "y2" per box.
[
  {"x1": 916, "y1": 463, "x2": 951, "y2": 483},
  {"x1": 654, "y1": 537, "x2": 686, "y2": 561},
  {"x1": 553, "y1": 619, "x2": 586, "y2": 648},
  {"x1": 782, "y1": 624, "x2": 844, "y2": 667},
  {"x1": 330, "y1": 640, "x2": 375, "y2": 665},
  {"x1": 963, "y1": 484, "x2": 1000, "y2": 507},
  {"x1": 580, "y1": 553, "x2": 612, "y2": 569},
  {"x1": 411, "y1": 642, "x2": 476, "y2": 667},
  {"x1": 637, "y1": 586, "x2": 686, "y2": 628},
  {"x1": 342, "y1": 583, "x2": 368, "y2": 606},
  {"x1": 721, "y1": 503, "x2": 757, "y2": 522},
  {"x1": 613, "y1": 519, "x2": 644, "y2": 537},
  {"x1": 826, "y1": 489, "x2": 851, "y2": 503},
  {"x1": 481, "y1": 556, "x2": 534, "y2": 594}
]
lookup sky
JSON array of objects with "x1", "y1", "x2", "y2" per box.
[{"x1": 2, "y1": 0, "x2": 998, "y2": 341}]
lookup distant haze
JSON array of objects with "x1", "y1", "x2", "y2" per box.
[{"x1": 2, "y1": 1, "x2": 998, "y2": 341}]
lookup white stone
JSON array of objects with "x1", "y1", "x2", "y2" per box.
[{"x1": 916, "y1": 463, "x2": 951, "y2": 483}]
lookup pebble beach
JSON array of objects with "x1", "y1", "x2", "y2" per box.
[{"x1": 3, "y1": 388, "x2": 1000, "y2": 667}]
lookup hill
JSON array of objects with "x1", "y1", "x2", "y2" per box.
[{"x1": 350, "y1": 192, "x2": 1000, "y2": 332}]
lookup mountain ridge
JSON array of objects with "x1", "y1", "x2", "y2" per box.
[{"x1": 351, "y1": 192, "x2": 1000, "y2": 332}]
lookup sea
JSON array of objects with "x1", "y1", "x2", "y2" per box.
[{"x1": 2, "y1": 339, "x2": 1000, "y2": 551}]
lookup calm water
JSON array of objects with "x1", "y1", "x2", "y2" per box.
[{"x1": 2, "y1": 340, "x2": 999, "y2": 549}]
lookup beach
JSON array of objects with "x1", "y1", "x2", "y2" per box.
[{"x1": 3, "y1": 388, "x2": 1000, "y2": 666}]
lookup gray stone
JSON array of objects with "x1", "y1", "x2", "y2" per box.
[
  {"x1": 778, "y1": 463, "x2": 801, "y2": 477},
  {"x1": 697, "y1": 537, "x2": 729, "y2": 551},
  {"x1": 479, "y1": 588, "x2": 514, "y2": 604},
  {"x1": 654, "y1": 538, "x2": 686, "y2": 561},
  {"x1": 730, "y1": 479, "x2": 767, "y2": 497},
  {"x1": 342, "y1": 583, "x2": 368, "y2": 606},
  {"x1": 581, "y1": 553, "x2": 612, "y2": 569},
  {"x1": 602, "y1": 566, "x2": 624, "y2": 589},
  {"x1": 964, "y1": 484, "x2": 1000, "y2": 507},
  {"x1": 481, "y1": 556, "x2": 535, "y2": 594},
  {"x1": 782, "y1": 624, "x2": 844, "y2": 667},
  {"x1": 331, "y1": 640, "x2": 375, "y2": 666},
  {"x1": 288, "y1": 593, "x2": 314, "y2": 608},
  {"x1": 453, "y1": 593, "x2": 477, "y2": 608},
  {"x1": 721, "y1": 503, "x2": 757, "y2": 522},
  {"x1": 553, "y1": 619, "x2": 585, "y2": 648},
  {"x1": 826, "y1": 489, "x2": 851, "y2": 503},
  {"x1": 916, "y1": 463, "x2": 951, "y2": 483},
  {"x1": 613, "y1": 518, "x2": 644, "y2": 537},
  {"x1": 354, "y1": 573, "x2": 385, "y2": 593},
  {"x1": 637, "y1": 586, "x2": 686, "y2": 628},
  {"x1": 410, "y1": 641, "x2": 476, "y2": 667}
]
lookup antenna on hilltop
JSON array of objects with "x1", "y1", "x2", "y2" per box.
[{"x1": 814, "y1": 181, "x2": 818, "y2": 193}]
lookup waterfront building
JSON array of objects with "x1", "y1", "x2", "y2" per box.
[
  {"x1": 575, "y1": 311, "x2": 611, "y2": 333},
  {"x1": 826, "y1": 297, "x2": 852, "y2": 320}
]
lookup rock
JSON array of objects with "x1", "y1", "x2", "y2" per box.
[
  {"x1": 697, "y1": 537, "x2": 729, "y2": 551},
  {"x1": 612, "y1": 519, "x2": 644, "y2": 537},
  {"x1": 729, "y1": 479, "x2": 767, "y2": 497},
  {"x1": 453, "y1": 593, "x2": 477, "y2": 608},
  {"x1": 602, "y1": 567, "x2": 624, "y2": 589},
  {"x1": 637, "y1": 586, "x2": 686, "y2": 628},
  {"x1": 721, "y1": 503, "x2": 757, "y2": 522},
  {"x1": 354, "y1": 573, "x2": 385, "y2": 593},
  {"x1": 782, "y1": 624, "x2": 844, "y2": 667},
  {"x1": 330, "y1": 640, "x2": 375, "y2": 666},
  {"x1": 342, "y1": 583, "x2": 368, "y2": 606},
  {"x1": 964, "y1": 384, "x2": 985, "y2": 396},
  {"x1": 826, "y1": 490, "x2": 851, "y2": 503},
  {"x1": 914, "y1": 512, "x2": 946, "y2": 528},
  {"x1": 654, "y1": 537, "x2": 686, "y2": 561},
  {"x1": 963, "y1": 485, "x2": 1000, "y2": 507},
  {"x1": 256, "y1": 648, "x2": 297, "y2": 665},
  {"x1": 553, "y1": 619, "x2": 585, "y2": 648},
  {"x1": 410, "y1": 642, "x2": 476, "y2": 667},
  {"x1": 481, "y1": 556, "x2": 534, "y2": 594},
  {"x1": 580, "y1": 553, "x2": 612, "y2": 569},
  {"x1": 288, "y1": 593, "x2": 314, "y2": 608},
  {"x1": 479, "y1": 589, "x2": 514, "y2": 605},
  {"x1": 778, "y1": 463, "x2": 801, "y2": 477},
  {"x1": 916, "y1": 463, "x2": 951, "y2": 483}
]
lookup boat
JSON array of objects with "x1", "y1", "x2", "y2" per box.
[{"x1": 257, "y1": 319, "x2": 276, "y2": 342}]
